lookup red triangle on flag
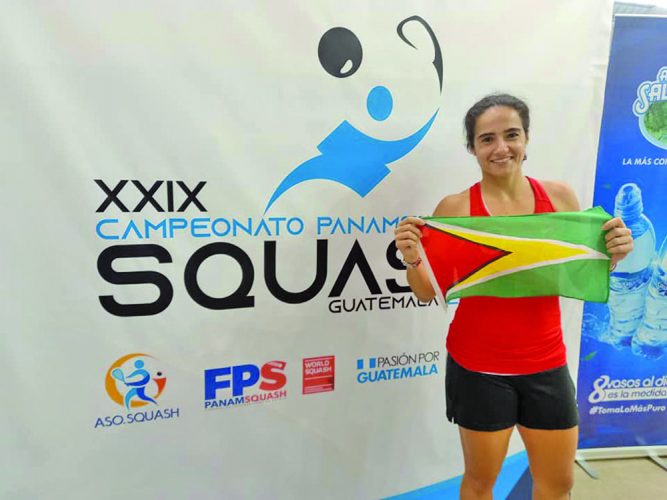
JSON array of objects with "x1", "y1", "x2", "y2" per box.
[{"x1": 421, "y1": 225, "x2": 510, "y2": 294}]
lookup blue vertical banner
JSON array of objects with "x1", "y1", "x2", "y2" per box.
[{"x1": 578, "y1": 15, "x2": 667, "y2": 449}]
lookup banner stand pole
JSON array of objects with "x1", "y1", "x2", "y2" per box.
[
  {"x1": 574, "y1": 454, "x2": 599, "y2": 479},
  {"x1": 648, "y1": 451, "x2": 667, "y2": 471},
  {"x1": 575, "y1": 446, "x2": 667, "y2": 478}
]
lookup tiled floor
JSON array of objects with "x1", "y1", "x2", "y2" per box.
[{"x1": 572, "y1": 457, "x2": 667, "y2": 499}]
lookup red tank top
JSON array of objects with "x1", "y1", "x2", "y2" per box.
[{"x1": 445, "y1": 177, "x2": 566, "y2": 374}]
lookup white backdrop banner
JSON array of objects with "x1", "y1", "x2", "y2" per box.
[{"x1": 1, "y1": 1, "x2": 611, "y2": 498}]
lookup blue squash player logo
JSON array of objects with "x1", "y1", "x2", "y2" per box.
[{"x1": 264, "y1": 16, "x2": 443, "y2": 213}]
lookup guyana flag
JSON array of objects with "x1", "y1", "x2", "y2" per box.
[{"x1": 418, "y1": 207, "x2": 612, "y2": 303}]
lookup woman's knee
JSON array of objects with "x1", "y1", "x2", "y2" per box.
[
  {"x1": 462, "y1": 470, "x2": 499, "y2": 495},
  {"x1": 532, "y1": 471, "x2": 574, "y2": 496}
]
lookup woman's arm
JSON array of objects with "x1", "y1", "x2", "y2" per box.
[
  {"x1": 394, "y1": 191, "x2": 468, "y2": 302},
  {"x1": 395, "y1": 216, "x2": 435, "y2": 302}
]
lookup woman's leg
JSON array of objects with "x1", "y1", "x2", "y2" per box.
[
  {"x1": 459, "y1": 426, "x2": 514, "y2": 500},
  {"x1": 518, "y1": 425, "x2": 578, "y2": 500},
  {"x1": 514, "y1": 363, "x2": 579, "y2": 499}
]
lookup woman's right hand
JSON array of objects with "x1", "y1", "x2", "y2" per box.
[{"x1": 394, "y1": 216, "x2": 426, "y2": 266}]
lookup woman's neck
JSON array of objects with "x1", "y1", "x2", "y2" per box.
[
  {"x1": 480, "y1": 172, "x2": 528, "y2": 199},
  {"x1": 479, "y1": 173, "x2": 534, "y2": 215}
]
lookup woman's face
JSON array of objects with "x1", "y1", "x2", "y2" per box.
[{"x1": 471, "y1": 106, "x2": 527, "y2": 178}]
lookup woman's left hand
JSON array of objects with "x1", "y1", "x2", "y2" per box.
[{"x1": 602, "y1": 217, "x2": 634, "y2": 269}]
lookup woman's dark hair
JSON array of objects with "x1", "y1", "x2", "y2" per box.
[{"x1": 464, "y1": 94, "x2": 530, "y2": 151}]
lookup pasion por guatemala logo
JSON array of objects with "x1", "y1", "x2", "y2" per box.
[
  {"x1": 264, "y1": 15, "x2": 444, "y2": 213},
  {"x1": 356, "y1": 351, "x2": 440, "y2": 384},
  {"x1": 633, "y1": 66, "x2": 667, "y2": 150}
]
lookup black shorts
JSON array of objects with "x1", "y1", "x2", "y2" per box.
[{"x1": 445, "y1": 355, "x2": 579, "y2": 431}]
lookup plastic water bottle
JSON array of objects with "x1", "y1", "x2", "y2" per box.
[
  {"x1": 582, "y1": 304, "x2": 609, "y2": 340},
  {"x1": 632, "y1": 236, "x2": 667, "y2": 359},
  {"x1": 603, "y1": 184, "x2": 655, "y2": 349}
]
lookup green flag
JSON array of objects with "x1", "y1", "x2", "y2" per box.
[{"x1": 418, "y1": 207, "x2": 612, "y2": 302}]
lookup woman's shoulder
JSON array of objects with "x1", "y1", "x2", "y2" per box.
[
  {"x1": 432, "y1": 189, "x2": 470, "y2": 217},
  {"x1": 538, "y1": 179, "x2": 581, "y2": 211}
]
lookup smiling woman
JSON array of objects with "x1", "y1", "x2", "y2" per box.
[{"x1": 393, "y1": 93, "x2": 635, "y2": 499}]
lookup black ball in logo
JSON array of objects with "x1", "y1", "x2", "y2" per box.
[{"x1": 318, "y1": 27, "x2": 363, "y2": 78}]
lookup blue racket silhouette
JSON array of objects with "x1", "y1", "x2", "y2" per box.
[{"x1": 111, "y1": 368, "x2": 125, "y2": 383}]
